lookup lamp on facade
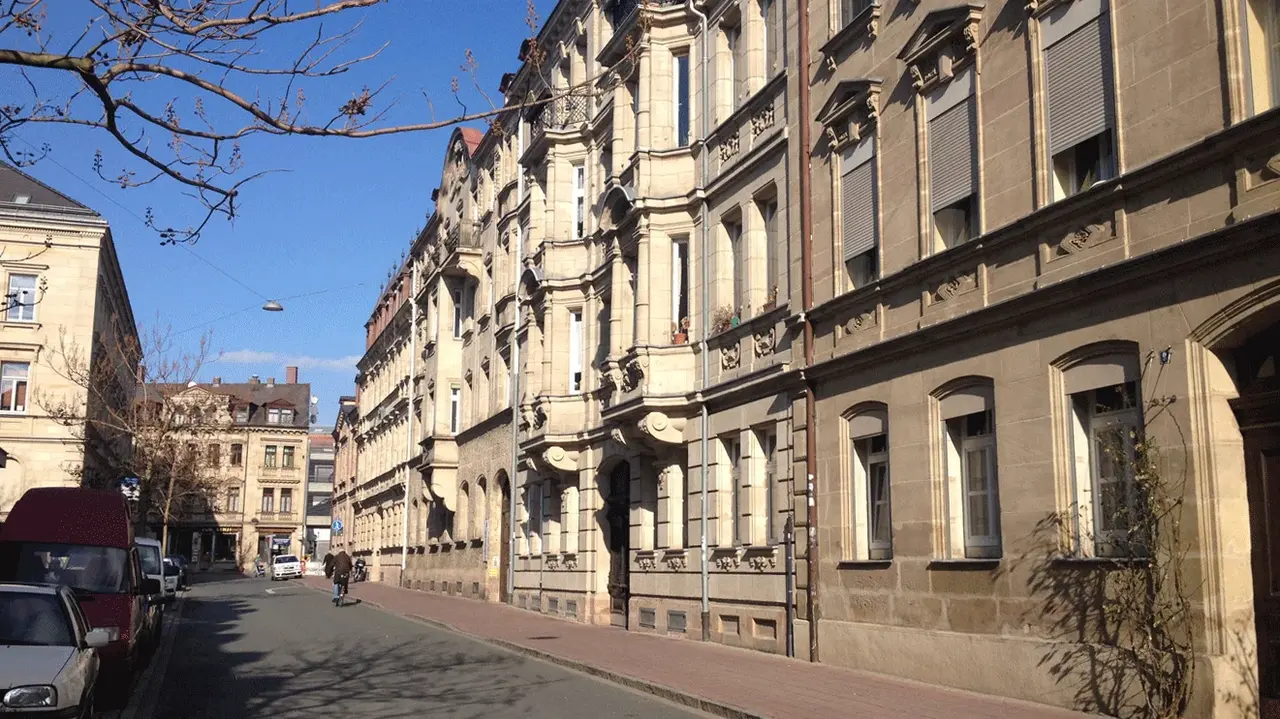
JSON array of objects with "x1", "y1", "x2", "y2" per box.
[{"x1": 262, "y1": 300, "x2": 284, "y2": 312}]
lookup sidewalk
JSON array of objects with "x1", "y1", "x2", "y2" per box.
[{"x1": 302, "y1": 577, "x2": 1094, "y2": 719}]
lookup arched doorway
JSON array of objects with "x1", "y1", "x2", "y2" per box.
[
  {"x1": 606, "y1": 462, "x2": 631, "y2": 628},
  {"x1": 1232, "y1": 319, "x2": 1280, "y2": 709},
  {"x1": 497, "y1": 472, "x2": 512, "y2": 603}
]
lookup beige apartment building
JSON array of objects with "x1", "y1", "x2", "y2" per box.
[
  {"x1": 330, "y1": 396, "x2": 358, "y2": 555},
  {"x1": 336, "y1": 0, "x2": 1280, "y2": 713},
  {"x1": 147, "y1": 369, "x2": 312, "y2": 568},
  {"x1": 0, "y1": 162, "x2": 139, "y2": 518}
]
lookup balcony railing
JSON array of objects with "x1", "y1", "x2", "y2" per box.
[
  {"x1": 255, "y1": 511, "x2": 298, "y2": 523},
  {"x1": 529, "y1": 93, "x2": 591, "y2": 145}
]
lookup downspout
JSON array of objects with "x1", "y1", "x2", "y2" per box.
[
  {"x1": 797, "y1": 0, "x2": 820, "y2": 662},
  {"x1": 508, "y1": 114, "x2": 526, "y2": 604},
  {"x1": 402, "y1": 264, "x2": 417, "y2": 584},
  {"x1": 687, "y1": 0, "x2": 711, "y2": 642}
]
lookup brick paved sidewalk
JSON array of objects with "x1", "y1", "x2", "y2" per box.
[{"x1": 302, "y1": 577, "x2": 1094, "y2": 719}]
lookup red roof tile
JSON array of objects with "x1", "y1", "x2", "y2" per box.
[{"x1": 459, "y1": 127, "x2": 484, "y2": 154}]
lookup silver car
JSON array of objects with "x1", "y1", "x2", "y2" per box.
[{"x1": 0, "y1": 583, "x2": 111, "y2": 718}]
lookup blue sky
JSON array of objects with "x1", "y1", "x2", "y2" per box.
[{"x1": 10, "y1": 1, "x2": 555, "y2": 425}]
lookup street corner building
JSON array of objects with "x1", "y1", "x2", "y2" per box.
[
  {"x1": 0, "y1": 162, "x2": 139, "y2": 517},
  {"x1": 334, "y1": 0, "x2": 1280, "y2": 715},
  {"x1": 143, "y1": 370, "x2": 313, "y2": 569}
]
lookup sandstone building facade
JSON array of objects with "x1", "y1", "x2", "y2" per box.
[
  {"x1": 335, "y1": 0, "x2": 1280, "y2": 714},
  {"x1": 0, "y1": 162, "x2": 139, "y2": 518}
]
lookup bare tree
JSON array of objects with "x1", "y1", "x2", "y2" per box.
[
  {"x1": 38, "y1": 316, "x2": 231, "y2": 549},
  {"x1": 0, "y1": 0, "x2": 648, "y2": 242}
]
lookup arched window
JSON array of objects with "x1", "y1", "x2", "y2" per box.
[
  {"x1": 845, "y1": 403, "x2": 891, "y2": 560},
  {"x1": 473, "y1": 477, "x2": 487, "y2": 542},
  {"x1": 456, "y1": 482, "x2": 471, "y2": 543},
  {"x1": 932, "y1": 378, "x2": 1001, "y2": 559}
]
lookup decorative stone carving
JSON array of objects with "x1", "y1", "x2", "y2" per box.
[
  {"x1": 899, "y1": 4, "x2": 984, "y2": 95},
  {"x1": 563, "y1": 553, "x2": 579, "y2": 570},
  {"x1": 931, "y1": 271, "x2": 978, "y2": 303},
  {"x1": 714, "y1": 552, "x2": 740, "y2": 570},
  {"x1": 717, "y1": 132, "x2": 740, "y2": 162},
  {"x1": 816, "y1": 80, "x2": 883, "y2": 152},
  {"x1": 750, "y1": 104, "x2": 776, "y2": 137},
  {"x1": 846, "y1": 310, "x2": 877, "y2": 333},
  {"x1": 636, "y1": 553, "x2": 658, "y2": 570},
  {"x1": 543, "y1": 446, "x2": 579, "y2": 474},
  {"x1": 639, "y1": 413, "x2": 687, "y2": 446},
  {"x1": 664, "y1": 552, "x2": 687, "y2": 571},
  {"x1": 544, "y1": 553, "x2": 560, "y2": 569},
  {"x1": 609, "y1": 427, "x2": 629, "y2": 447},
  {"x1": 746, "y1": 552, "x2": 777, "y2": 572},
  {"x1": 909, "y1": 65, "x2": 925, "y2": 90},
  {"x1": 532, "y1": 403, "x2": 547, "y2": 429},
  {"x1": 1264, "y1": 152, "x2": 1280, "y2": 180},
  {"x1": 753, "y1": 328, "x2": 776, "y2": 358},
  {"x1": 720, "y1": 342, "x2": 741, "y2": 370},
  {"x1": 962, "y1": 24, "x2": 979, "y2": 53},
  {"x1": 621, "y1": 356, "x2": 647, "y2": 392},
  {"x1": 1056, "y1": 222, "x2": 1112, "y2": 257}
]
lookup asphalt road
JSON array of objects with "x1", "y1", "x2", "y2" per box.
[{"x1": 150, "y1": 575, "x2": 705, "y2": 718}]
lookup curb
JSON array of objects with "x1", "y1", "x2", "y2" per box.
[
  {"x1": 120, "y1": 595, "x2": 185, "y2": 719},
  {"x1": 304, "y1": 583, "x2": 764, "y2": 719}
]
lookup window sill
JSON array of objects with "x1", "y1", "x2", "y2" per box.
[
  {"x1": 1050, "y1": 555, "x2": 1150, "y2": 567},
  {"x1": 927, "y1": 558, "x2": 1001, "y2": 570},
  {"x1": 836, "y1": 559, "x2": 892, "y2": 569}
]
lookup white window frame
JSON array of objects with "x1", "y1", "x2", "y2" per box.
[
  {"x1": 452, "y1": 287, "x2": 465, "y2": 339},
  {"x1": 568, "y1": 309, "x2": 584, "y2": 393},
  {"x1": 573, "y1": 163, "x2": 586, "y2": 238},
  {"x1": 267, "y1": 408, "x2": 281, "y2": 424},
  {"x1": 756, "y1": 426, "x2": 778, "y2": 545},
  {"x1": 942, "y1": 408, "x2": 1001, "y2": 558},
  {"x1": 1245, "y1": 0, "x2": 1280, "y2": 114},
  {"x1": 0, "y1": 361, "x2": 29, "y2": 414},
  {"x1": 261, "y1": 489, "x2": 275, "y2": 512},
  {"x1": 725, "y1": 435, "x2": 744, "y2": 545},
  {"x1": 6, "y1": 274, "x2": 38, "y2": 322},
  {"x1": 449, "y1": 385, "x2": 461, "y2": 434},
  {"x1": 264, "y1": 445, "x2": 277, "y2": 468},
  {"x1": 849, "y1": 422, "x2": 891, "y2": 561},
  {"x1": 673, "y1": 50, "x2": 691, "y2": 146},
  {"x1": 1069, "y1": 381, "x2": 1143, "y2": 557}
]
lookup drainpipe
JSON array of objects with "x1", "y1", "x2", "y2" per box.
[
  {"x1": 402, "y1": 264, "x2": 417, "y2": 584},
  {"x1": 796, "y1": 0, "x2": 820, "y2": 663},
  {"x1": 508, "y1": 114, "x2": 526, "y2": 605},
  {"x1": 687, "y1": 0, "x2": 711, "y2": 642}
]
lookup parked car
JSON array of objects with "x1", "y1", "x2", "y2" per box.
[
  {"x1": 0, "y1": 488, "x2": 162, "y2": 710},
  {"x1": 134, "y1": 538, "x2": 170, "y2": 607},
  {"x1": 0, "y1": 582, "x2": 110, "y2": 718},
  {"x1": 270, "y1": 555, "x2": 302, "y2": 581},
  {"x1": 160, "y1": 560, "x2": 180, "y2": 599},
  {"x1": 163, "y1": 555, "x2": 189, "y2": 590}
]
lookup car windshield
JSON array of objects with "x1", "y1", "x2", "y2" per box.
[
  {"x1": 274, "y1": 556, "x2": 298, "y2": 564},
  {"x1": 0, "y1": 542, "x2": 129, "y2": 594},
  {"x1": 0, "y1": 594, "x2": 75, "y2": 647},
  {"x1": 138, "y1": 546, "x2": 162, "y2": 575},
  {"x1": 163, "y1": 563, "x2": 180, "y2": 576}
]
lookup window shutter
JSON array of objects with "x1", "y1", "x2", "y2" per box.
[
  {"x1": 1045, "y1": 17, "x2": 1112, "y2": 156},
  {"x1": 929, "y1": 100, "x2": 976, "y2": 211},
  {"x1": 842, "y1": 159, "x2": 876, "y2": 262}
]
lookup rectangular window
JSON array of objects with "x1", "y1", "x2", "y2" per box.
[
  {"x1": 0, "y1": 362, "x2": 29, "y2": 413},
  {"x1": 758, "y1": 427, "x2": 778, "y2": 545},
  {"x1": 235, "y1": 406, "x2": 249, "y2": 423},
  {"x1": 631, "y1": 81, "x2": 641, "y2": 147},
  {"x1": 453, "y1": 287, "x2": 465, "y2": 338},
  {"x1": 230, "y1": 443, "x2": 243, "y2": 466},
  {"x1": 227, "y1": 487, "x2": 241, "y2": 513},
  {"x1": 928, "y1": 69, "x2": 977, "y2": 253},
  {"x1": 674, "y1": 52, "x2": 691, "y2": 146},
  {"x1": 449, "y1": 385, "x2": 461, "y2": 434},
  {"x1": 841, "y1": 135, "x2": 878, "y2": 289},
  {"x1": 725, "y1": 435, "x2": 744, "y2": 545},
  {"x1": 282, "y1": 446, "x2": 295, "y2": 469},
  {"x1": 267, "y1": 408, "x2": 281, "y2": 424},
  {"x1": 280, "y1": 409, "x2": 294, "y2": 425},
  {"x1": 672, "y1": 238, "x2": 690, "y2": 334},
  {"x1": 6, "y1": 274, "x2": 37, "y2": 322},
  {"x1": 853, "y1": 433, "x2": 891, "y2": 559},
  {"x1": 1070, "y1": 380, "x2": 1143, "y2": 556},
  {"x1": 727, "y1": 218, "x2": 744, "y2": 316},
  {"x1": 569, "y1": 310, "x2": 584, "y2": 393},
  {"x1": 264, "y1": 445, "x2": 277, "y2": 468},
  {"x1": 1246, "y1": 0, "x2": 1280, "y2": 113},
  {"x1": 573, "y1": 163, "x2": 586, "y2": 238},
  {"x1": 261, "y1": 489, "x2": 275, "y2": 513},
  {"x1": 207, "y1": 444, "x2": 221, "y2": 467},
  {"x1": 1043, "y1": 0, "x2": 1116, "y2": 201},
  {"x1": 280, "y1": 488, "x2": 293, "y2": 514},
  {"x1": 943, "y1": 408, "x2": 1001, "y2": 557},
  {"x1": 760, "y1": 198, "x2": 780, "y2": 304},
  {"x1": 842, "y1": 0, "x2": 873, "y2": 26},
  {"x1": 728, "y1": 23, "x2": 745, "y2": 108}
]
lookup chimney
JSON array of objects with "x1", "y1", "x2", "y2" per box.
[
  {"x1": 249, "y1": 375, "x2": 260, "y2": 384},
  {"x1": 266, "y1": 377, "x2": 276, "y2": 387},
  {"x1": 212, "y1": 377, "x2": 221, "y2": 386},
  {"x1": 286, "y1": 366, "x2": 298, "y2": 384}
]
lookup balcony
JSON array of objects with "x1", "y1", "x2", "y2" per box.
[
  {"x1": 253, "y1": 511, "x2": 298, "y2": 525},
  {"x1": 258, "y1": 465, "x2": 302, "y2": 483},
  {"x1": 528, "y1": 93, "x2": 591, "y2": 149}
]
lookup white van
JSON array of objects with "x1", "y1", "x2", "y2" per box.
[{"x1": 134, "y1": 538, "x2": 172, "y2": 606}]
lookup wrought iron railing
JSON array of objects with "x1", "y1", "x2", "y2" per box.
[{"x1": 529, "y1": 93, "x2": 591, "y2": 144}]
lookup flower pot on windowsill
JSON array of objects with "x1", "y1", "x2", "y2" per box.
[{"x1": 672, "y1": 333, "x2": 688, "y2": 344}]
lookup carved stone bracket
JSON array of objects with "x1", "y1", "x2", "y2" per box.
[
  {"x1": 817, "y1": 80, "x2": 883, "y2": 153},
  {"x1": 543, "y1": 445, "x2": 580, "y2": 474},
  {"x1": 563, "y1": 552, "x2": 579, "y2": 570},
  {"x1": 638, "y1": 412, "x2": 687, "y2": 446},
  {"x1": 1054, "y1": 221, "x2": 1114, "y2": 258},
  {"x1": 1267, "y1": 152, "x2": 1280, "y2": 179},
  {"x1": 744, "y1": 548, "x2": 778, "y2": 572},
  {"x1": 713, "y1": 549, "x2": 741, "y2": 571},
  {"x1": 721, "y1": 343, "x2": 741, "y2": 370},
  {"x1": 621, "y1": 356, "x2": 647, "y2": 392},
  {"x1": 663, "y1": 550, "x2": 688, "y2": 571},
  {"x1": 753, "y1": 327, "x2": 776, "y2": 358},
  {"x1": 544, "y1": 553, "x2": 561, "y2": 569},
  {"x1": 930, "y1": 271, "x2": 979, "y2": 304}
]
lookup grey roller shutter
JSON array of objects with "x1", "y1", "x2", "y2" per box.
[
  {"x1": 929, "y1": 101, "x2": 976, "y2": 212},
  {"x1": 1045, "y1": 17, "x2": 1112, "y2": 156},
  {"x1": 842, "y1": 160, "x2": 876, "y2": 262}
]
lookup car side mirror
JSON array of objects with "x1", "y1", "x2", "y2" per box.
[
  {"x1": 84, "y1": 628, "x2": 111, "y2": 649},
  {"x1": 140, "y1": 578, "x2": 161, "y2": 595}
]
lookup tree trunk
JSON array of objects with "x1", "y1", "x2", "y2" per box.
[{"x1": 162, "y1": 455, "x2": 179, "y2": 555}]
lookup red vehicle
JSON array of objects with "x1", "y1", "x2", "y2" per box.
[{"x1": 0, "y1": 487, "x2": 161, "y2": 709}]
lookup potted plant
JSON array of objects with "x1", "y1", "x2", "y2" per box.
[
  {"x1": 672, "y1": 317, "x2": 690, "y2": 344},
  {"x1": 761, "y1": 285, "x2": 779, "y2": 312},
  {"x1": 712, "y1": 305, "x2": 735, "y2": 334}
]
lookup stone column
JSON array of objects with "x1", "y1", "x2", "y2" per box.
[
  {"x1": 610, "y1": 238, "x2": 624, "y2": 357},
  {"x1": 635, "y1": 229, "x2": 651, "y2": 345}
]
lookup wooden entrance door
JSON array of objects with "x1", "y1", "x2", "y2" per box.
[{"x1": 606, "y1": 463, "x2": 631, "y2": 628}]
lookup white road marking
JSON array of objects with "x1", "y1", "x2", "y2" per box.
[{"x1": 265, "y1": 588, "x2": 276, "y2": 595}]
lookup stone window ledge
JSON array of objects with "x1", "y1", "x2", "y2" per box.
[
  {"x1": 927, "y1": 558, "x2": 1001, "y2": 570},
  {"x1": 836, "y1": 559, "x2": 892, "y2": 569}
]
